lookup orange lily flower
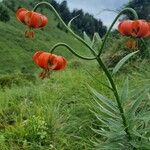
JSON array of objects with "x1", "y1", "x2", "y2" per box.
[
  {"x1": 33, "y1": 51, "x2": 67, "y2": 79},
  {"x1": 118, "y1": 20, "x2": 150, "y2": 38},
  {"x1": 16, "y1": 8, "x2": 48, "y2": 38},
  {"x1": 24, "y1": 11, "x2": 48, "y2": 28}
]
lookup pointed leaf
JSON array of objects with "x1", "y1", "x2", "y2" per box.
[
  {"x1": 139, "y1": 127, "x2": 150, "y2": 133},
  {"x1": 90, "y1": 109, "x2": 108, "y2": 126},
  {"x1": 132, "y1": 130, "x2": 147, "y2": 139},
  {"x1": 93, "y1": 98, "x2": 120, "y2": 119},
  {"x1": 92, "y1": 32, "x2": 102, "y2": 51},
  {"x1": 92, "y1": 128, "x2": 125, "y2": 139},
  {"x1": 68, "y1": 15, "x2": 80, "y2": 28},
  {"x1": 120, "y1": 77, "x2": 129, "y2": 104},
  {"x1": 112, "y1": 51, "x2": 139, "y2": 75},
  {"x1": 131, "y1": 94, "x2": 146, "y2": 116},
  {"x1": 137, "y1": 111, "x2": 150, "y2": 125},
  {"x1": 89, "y1": 86, "x2": 118, "y2": 113},
  {"x1": 83, "y1": 31, "x2": 92, "y2": 46},
  {"x1": 127, "y1": 91, "x2": 147, "y2": 118}
]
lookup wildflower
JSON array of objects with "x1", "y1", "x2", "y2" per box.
[
  {"x1": 24, "y1": 11, "x2": 48, "y2": 28},
  {"x1": 16, "y1": 8, "x2": 48, "y2": 38},
  {"x1": 33, "y1": 51, "x2": 67, "y2": 79},
  {"x1": 118, "y1": 20, "x2": 150, "y2": 38},
  {"x1": 124, "y1": 39, "x2": 138, "y2": 50}
]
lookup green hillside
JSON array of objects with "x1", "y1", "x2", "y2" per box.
[{"x1": 0, "y1": 0, "x2": 93, "y2": 74}]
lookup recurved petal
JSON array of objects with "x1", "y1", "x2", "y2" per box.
[
  {"x1": 52, "y1": 56, "x2": 67, "y2": 70},
  {"x1": 33, "y1": 51, "x2": 43, "y2": 64},
  {"x1": 40, "y1": 15, "x2": 48, "y2": 28},
  {"x1": 118, "y1": 20, "x2": 133, "y2": 36},
  {"x1": 37, "y1": 52, "x2": 52, "y2": 69},
  {"x1": 24, "y1": 12, "x2": 43, "y2": 28},
  {"x1": 132, "y1": 20, "x2": 150, "y2": 38},
  {"x1": 16, "y1": 8, "x2": 28, "y2": 23}
]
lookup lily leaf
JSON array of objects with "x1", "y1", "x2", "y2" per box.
[
  {"x1": 93, "y1": 98, "x2": 119, "y2": 119},
  {"x1": 127, "y1": 90, "x2": 147, "y2": 119},
  {"x1": 120, "y1": 77, "x2": 129, "y2": 104},
  {"x1": 68, "y1": 15, "x2": 80, "y2": 28},
  {"x1": 83, "y1": 31, "x2": 92, "y2": 46},
  {"x1": 112, "y1": 51, "x2": 139, "y2": 75},
  {"x1": 92, "y1": 32, "x2": 102, "y2": 51},
  {"x1": 89, "y1": 86, "x2": 118, "y2": 113}
]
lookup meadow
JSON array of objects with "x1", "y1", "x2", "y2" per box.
[
  {"x1": 0, "y1": 59, "x2": 149, "y2": 150},
  {"x1": 0, "y1": 0, "x2": 150, "y2": 150}
]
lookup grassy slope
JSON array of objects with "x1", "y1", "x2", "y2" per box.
[
  {"x1": 0, "y1": 64, "x2": 149, "y2": 150},
  {"x1": 0, "y1": 0, "x2": 91, "y2": 74}
]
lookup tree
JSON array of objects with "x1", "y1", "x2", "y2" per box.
[
  {"x1": 50, "y1": 0, "x2": 107, "y2": 37},
  {"x1": 59, "y1": 1, "x2": 71, "y2": 23},
  {"x1": 51, "y1": 0, "x2": 59, "y2": 11},
  {"x1": 71, "y1": 10, "x2": 107, "y2": 37},
  {"x1": 0, "y1": 5, "x2": 10, "y2": 22},
  {"x1": 3, "y1": 0, "x2": 16, "y2": 12},
  {"x1": 125, "y1": 0, "x2": 150, "y2": 20}
]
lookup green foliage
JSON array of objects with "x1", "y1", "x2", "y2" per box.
[
  {"x1": 0, "y1": 66, "x2": 100, "y2": 150},
  {"x1": 0, "y1": 0, "x2": 95, "y2": 74},
  {"x1": 68, "y1": 15, "x2": 80, "y2": 29},
  {"x1": 92, "y1": 32, "x2": 102, "y2": 52},
  {"x1": 0, "y1": 63, "x2": 148, "y2": 149},
  {"x1": 3, "y1": 0, "x2": 16, "y2": 12},
  {"x1": 90, "y1": 66, "x2": 150, "y2": 149},
  {"x1": 112, "y1": 51, "x2": 139, "y2": 75},
  {"x1": 0, "y1": 4, "x2": 10, "y2": 22},
  {"x1": 125, "y1": 0, "x2": 150, "y2": 20},
  {"x1": 83, "y1": 31, "x2": 102, "y2": 52},
  {"x1": 83, "y1": 31, "x2": 92, "y2": 46}
]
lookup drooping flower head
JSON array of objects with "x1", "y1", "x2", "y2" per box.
[
  {"x1": 24, "y1": 11, "x2": 48, "y2": 28},
  {"x1": 33, "y1": 51, "x2": 67, "y2": 79},
  {"x1": 118, "y1": 20, "x2": 150, "y2": 38},
  {"x1": 16, "y1": 8, "x2": 48, "y2": 38},
  {"x1": 124, "y1": 39, "x2": 138, "y2": 50}
]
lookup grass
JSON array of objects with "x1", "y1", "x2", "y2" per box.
[
  {"x1": 0, "y1": 64, "x2": 98, "y2": 149},
  {"x1": 0, "y1": 59, "x2": 149, "y2": 150}
]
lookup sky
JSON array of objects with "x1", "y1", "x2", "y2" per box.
[{"x1": 56, "y1": 0, "x2": 129, "y2": 28}]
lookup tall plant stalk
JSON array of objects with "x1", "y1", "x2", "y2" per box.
[{"x1": 33, "y1": 2, "x2": 139, "y2": 141}]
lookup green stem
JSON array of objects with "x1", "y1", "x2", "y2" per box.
[
  {"x1": 51, "y1": 43, "x2": 96, "y2": 60},
  {"x1": 98, "y1": 8, "x2": 138, "y2": 56},
  {"x1": 33, "y1": 2, "x2": 97, "y2": 56}
]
